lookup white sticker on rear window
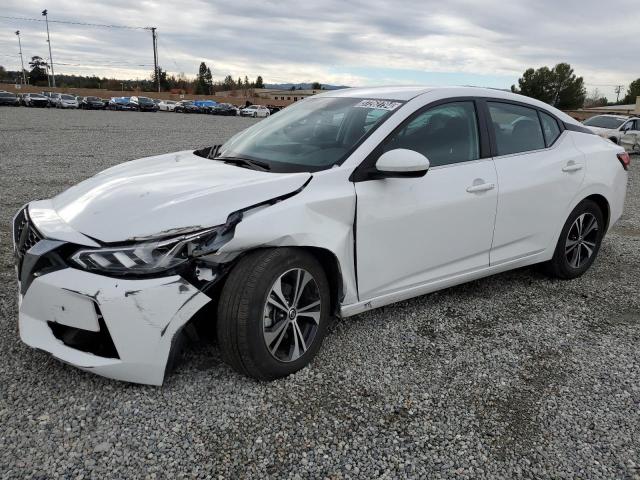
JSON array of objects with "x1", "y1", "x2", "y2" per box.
[{"x1": 354, "y1": 99, "x2": 402, "y2": 111}]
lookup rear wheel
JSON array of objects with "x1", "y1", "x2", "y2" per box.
[
  {"x1": 217, "y1": 248, "x2": 330, "y2": 380},
  {"x1": 545, "y1": 199, "x2": 604, "y2": 279}
]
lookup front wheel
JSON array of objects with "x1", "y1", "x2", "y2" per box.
[
  {"x1": 217, "y1": 248, "x2": 330, "y2": 380},
  {"x1": 545, "y1": 199, "x2": 604, "y2": 279}
]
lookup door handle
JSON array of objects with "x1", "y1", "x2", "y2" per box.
[
  {"x1": 562, "y1": 163, "x2": 583, "y2": 173},
  {"x1": 466, "y1": 182, "x2": 495, "y2": 193}
]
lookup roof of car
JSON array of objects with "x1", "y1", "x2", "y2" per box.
[
  {"x1": 317, "y1": 85, "x2": 580, "y2": 125},
  {"x1": 588, "y1": 114, "x2": 629, "y2": 119}
]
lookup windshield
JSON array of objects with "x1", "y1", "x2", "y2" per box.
[
  {"x1": 218, "y1": 97, "x2": 401, "y2": 172},
  {"x1": 87, "y1": 96, "x2": 100, "y2": 101},
  {"x1": 0, "y1": 93, "x2": 15, "y2": 98},
  {"x1": 139, "y1": 97, "x2": 153, "y2": 104},
  {"x1": 61, "y1": 95, "x2": 75, "y2": 100},
  {"x1": 583, "y1": 116, "x2": 626, "y2": 129}
]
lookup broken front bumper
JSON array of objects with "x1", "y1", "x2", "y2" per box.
[{"x1": 19, "y1": 268, "x2": 210, "y2": 385}]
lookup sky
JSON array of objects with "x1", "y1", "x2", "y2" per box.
[{"x1": 1, "y1": 0, "x2": 638, "y2": 100}]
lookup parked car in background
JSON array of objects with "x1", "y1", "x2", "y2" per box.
[
  {"x1": 158, "y1": 99, "x2": 177, "y2": 112},
  {"x1": 174, "y1": 100, "x2": 200, "y2": 113},
  {"x1": 22, "y1": 93, "x2": 49, "y2": 108},
  {"x1": 80, "y1": 96, "x2": 106, "y2": 110},
  {"x1": 210, "y1": 103, "x2": 239, "y2": 116},
  {"x1": 240, "y1": 104, "x2": 270, "y2": 118},
  {"x1": 0, "y1": 91, "x2": 20, "y2": 106},
  {"x1": 48, "y1": 93, "x2": 61, "y2": 107},
  {"x1": 54, "y1": 94, "x2": 79, "y2": 109},
  {"x1": 40, "y1": 92, "x2": 55, "y2": 107},
  {"x1": 108, "y1": 97, "x2": 135, "y2": 111},
  {"x1": 194, "y1": 100, "x2": 217, "y2": 113},
  {"x1": 130, "y1": 96, "x2": 159, "y2": 112},
  {"x1": 583, "y1": 114, "x2": 639, "y2": 144},
  {"x1": 620, "y1": 129, "x2": 640, "y2": 154}
]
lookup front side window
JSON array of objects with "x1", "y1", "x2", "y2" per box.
[
  {"x1": 488, "y1": 102, "x2": 545, "y2": 156},
  {"x1": 382, "y1": 101, "x2": 480, "y2": 167},
  {"x1": 219, "y1": 97, "x2": 400, "y2": 172},
  {"x1": 539, "y1": 111, "x2": 561, "y2": 146},
  {"x1": 622, "y1": 120, "x2": 637, "y2": 131}
]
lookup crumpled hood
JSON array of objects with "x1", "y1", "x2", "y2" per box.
[{"x1": 49, "y1": 150, "x2": 311, "y2": 243}]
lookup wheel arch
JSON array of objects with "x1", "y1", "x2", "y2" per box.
[
  {"x1": 212, "y1": 246, "x2": 345, "y2": 318},
  {"x1": 584, "y1": 193, "x2": 611, "y2": 231}
]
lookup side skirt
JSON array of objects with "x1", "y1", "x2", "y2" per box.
[{"x1": 339, "y1": 251, "x2": 547, "y2": 318}]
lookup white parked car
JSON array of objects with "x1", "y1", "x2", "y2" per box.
[
  {"x1": 54, "y1": 94, "x2": 79, "y2": 109},
  {"x1": 14, "y1": 86, "x2": 629, "y2": 385},
  {"x1": 620, "y1": 127, "x2": 640, "y2": 154},
  {"x1": 240, "y1": 104, "x2": 270, "y2": 117},
  {"x1": 583, "y1": 114, "x2": 639, "y2": 144},
  {"x1": 158, "y1": 99, "x2": 177, "y2": 112}
]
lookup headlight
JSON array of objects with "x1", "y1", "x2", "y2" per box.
[{"x1": 70, "y1": 214, "x2": 241, "y2": 276}]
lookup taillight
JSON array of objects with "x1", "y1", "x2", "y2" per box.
[{"x1": 617, "y1": 152, "x2": 631, "y2": 170}]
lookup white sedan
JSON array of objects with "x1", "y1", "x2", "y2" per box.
[
  {"x1": 14, "y1": 86, "x2": 628, "y2": 385},
  {"x1": 240, "y1": 104, "x2": 270, "y2": 117},
  {"x1": 583, "y1": 114, "x2": 639, "y2": 144},
  {"x1": 54, "y1": 94, "x2": 79, "y2": 109},
  {"x1": 158, "y1": 100, "x2": 177, "y2": 112}
]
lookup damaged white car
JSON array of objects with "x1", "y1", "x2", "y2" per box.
[{"x1": 14, "y1": 87, "x2": 629, "y2": 385}]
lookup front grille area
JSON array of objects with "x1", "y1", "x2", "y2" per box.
[{"x1": 13, "y1": 207, "x2": 43, "y2": 273}]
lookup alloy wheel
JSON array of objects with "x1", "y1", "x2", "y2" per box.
[
  {"x1": 565, "y1": 212, "x2": 598, "y2": 268},
  {"x1": 263, "y1": 268, "x2": 321, "y2": 362}
]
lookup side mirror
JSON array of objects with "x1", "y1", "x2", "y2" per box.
[{"x1": 374, "y1": 149, "x2": 430, "y2": 178}]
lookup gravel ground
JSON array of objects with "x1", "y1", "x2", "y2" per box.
[{"x1": 0, "y1": 108, "x2": 638, "y2": 479}]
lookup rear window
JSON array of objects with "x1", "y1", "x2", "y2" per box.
[
  {"x1": 540, "y1": 112, "x2": 561, "y2": 146},
  {"x1": 488, "y1": 102, "x2": 545, "y2": 156}
]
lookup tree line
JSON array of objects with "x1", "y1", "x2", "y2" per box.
[
  {"x1": 511, "y1": 62, "x2": 640, "y2": 109},
  {"x1": 0, "y1": 57, "x2": 269, "y2": 95}
]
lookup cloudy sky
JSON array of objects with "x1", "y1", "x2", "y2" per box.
[{"x1": 1, "y1": 0, "x2": 638, "y2": 99}]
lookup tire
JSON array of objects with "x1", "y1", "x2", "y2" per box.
[
  {"x1": 545, "y1": 199, "x2": 605, "y2": 279},
  {"x1": 217, "y1": 248, "x2": 330, "y2": 380},
  {"x1": 253, "y1": 112, "x2": 257, "y2": 118},
  {"x1": 609, "y1": 137, "x2": 618, "y2": 144}
]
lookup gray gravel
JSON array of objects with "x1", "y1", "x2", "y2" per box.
[{"x1": 1, "y1": 107, "x2": 639, "y2": 479}]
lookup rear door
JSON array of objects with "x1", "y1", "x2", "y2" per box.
[{"x1": 487, "y1": 101, "x2": 585, "y2": 265}]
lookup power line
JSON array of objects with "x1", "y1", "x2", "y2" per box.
[{"x1": 0, "y1": 15, "x2": 151, "y2": 30}]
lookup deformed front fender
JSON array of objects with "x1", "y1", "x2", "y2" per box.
[{"x1": 215, "y1": 169, "x2": 359, "y2": 307}]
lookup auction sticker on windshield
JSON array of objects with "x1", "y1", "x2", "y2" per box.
[{"x1": 353, "y1": 99, "x2": 402, "y2": 110}]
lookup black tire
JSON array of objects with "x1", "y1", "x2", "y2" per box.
[
  {"x1": 545, "y1": 199, "x2": 605, "y2": 279},
  {"x1": 217, "y1": 248, "x2": 330, "y2": 380}
]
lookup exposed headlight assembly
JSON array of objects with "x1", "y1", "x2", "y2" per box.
[{"x1": 70, "y1": 213, "x2": 241, "y2": 276}]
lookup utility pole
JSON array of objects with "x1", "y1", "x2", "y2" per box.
[
  {"x1": 15, "y1": 31, "x2": 27, "y2": 85},
  {"x1": 614, "y1": 85, "x2": 623, "y2": 103},
  {"x1": 150, "y1": 27, "x2": 160, "y2": 92},
  {"x1": 42, "y1": 9, "x2": 56, "y2": 87}
]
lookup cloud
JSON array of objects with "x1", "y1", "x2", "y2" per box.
[{"x1": 1, "y1": 0, "x2": 638, "y2": 98}]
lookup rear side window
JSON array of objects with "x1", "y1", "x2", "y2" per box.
[
  {"x1": 488, "y1": 102, "x2": 545, "y2": 156},
  {"x1": 383, "y1": 101, "x2": 480, "y2": 167},
  {"x1": 539, "y1": 112, "x2": 561, "y2": 146}
]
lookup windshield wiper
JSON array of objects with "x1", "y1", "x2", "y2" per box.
[{"x1": 216, "y1": 156, "x2": 271, "y2": 171}]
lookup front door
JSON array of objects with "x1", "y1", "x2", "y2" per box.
[{"x1": 354, "y1": 101, "x2": 498, "y2": 300}]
